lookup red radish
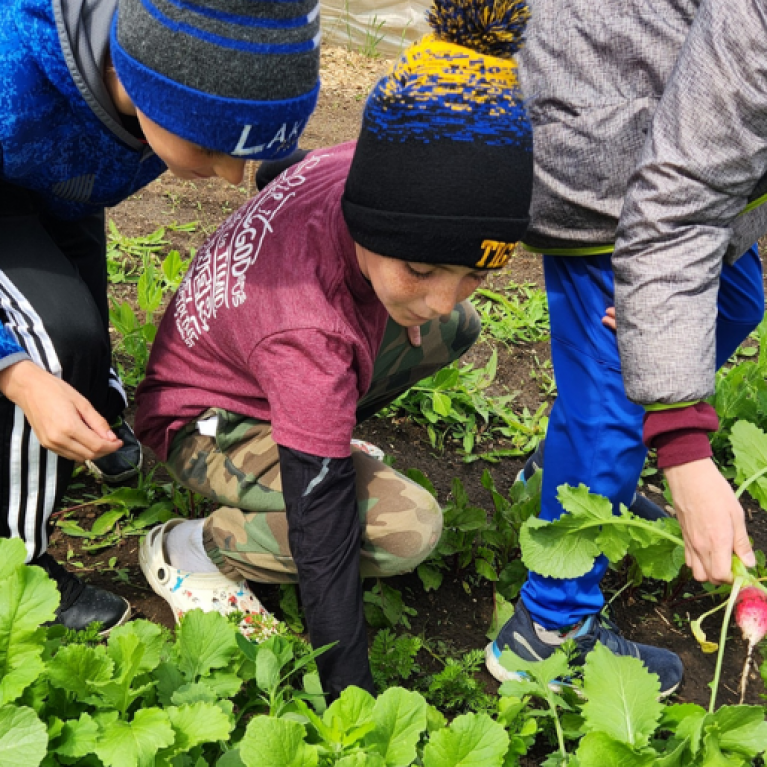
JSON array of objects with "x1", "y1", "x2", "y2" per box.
[
  {"x1": 734, "y1": 585, "x2": 767, "y2": 703},
  {"x1": 735, "y1": 586, "x2": 767, "y2": 644}
]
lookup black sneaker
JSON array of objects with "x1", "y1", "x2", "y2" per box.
[
  {"x1": 517, "y1": 438, "x2": 670, "y2": 520},
  {"x1": 486, "y1": 601, "x2": 683, "y2": 697},
  {"x1": 34, "y1": 553, "x2": 131, "y2": 634},
  {"x1": 87, "y1": 418, "x2": 143, "y2": 483}
]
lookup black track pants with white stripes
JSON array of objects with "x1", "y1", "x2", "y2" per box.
[{"x1": 0, "y1": 186, "x2": 124, "y2": 561}]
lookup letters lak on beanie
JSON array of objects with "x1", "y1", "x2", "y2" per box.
[
  {"x1": 342, "y1": 0, "x2": 533, "y2": 270},
  {"x1": 111, "y1": 0, "x2": 320, "y2": 159}
]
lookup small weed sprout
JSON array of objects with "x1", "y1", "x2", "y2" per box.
[
  {"x1": 472, "y1": 281, "x2": 550, "y2": 347},
  {"x1": 378, "y1": 351, "x2": 546, "y2": 458},
  {"x1": 342, "y1": 0, "x2": 386, "y2": 58},
  {"x1": 369, "y1": 628, "x2": 422, "y2": 690}
]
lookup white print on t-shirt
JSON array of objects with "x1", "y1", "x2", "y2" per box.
[{"x1": 173, "y1": 153, "x2": 328, "y2": 348}]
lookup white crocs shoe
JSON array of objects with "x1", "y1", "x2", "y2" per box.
[
  {"x1": 139, "y1": 519, "x2": 279, "y2": 640},
  {"x1": 350, "y1": 439, "x2": 385, "y2": 460}
]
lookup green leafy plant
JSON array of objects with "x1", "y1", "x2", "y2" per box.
[
  {"x1": 496, "y1": 645, "x2": 579, "y2": 765},
  {"x1": 4, "y1": 535, "x2": 767, "y2": 765},
  {"x1": 60, "y1": 553, "x2": 131, "y2": 585},
  {"x1": 109, "y1": 256, "x2": 162, "y2": 389},
  {"x1": 529, "y1": 354, "x2": 556, "y2": 398},
  {"x1": 469, "y1": 402, "x2": 550, "y2": 464},
  {"x1": 378, "y1": 353, "x2": 511, "y2": 453},
  {"x1": 421, "y1": 476, "x2": 490, "y2": 584},
  {"x1": 248, "y1": 684, "x2": 517, "y2": 767},
  {"x1": 419, "y1": 471, "x2": 539, "y2": 603},
  {"x1": 278, "y1": 584, "x2": 305, "y2": 634},
  {"x1": 108, "y1": 227, "x2": 194, "y2": 388},
  {"x1": 363, "y1": 580, "x2": 417, "y2": 629},
  {"x1": 369, "y1": 629, "x2": 422, "y2": 690},
  {"x1": 379, "y1": 352, "x2": 547, "y2": 459},
  {"x1": 709, "y1": 318, "x2": 767, "y2": 464},
  {"x1": 369, "y1": 631, "x2": 498, "y2": 715},
  {"x1": 471, "y1": 282, "x2": 550, "y2": 347},
  {"x1": 476, "y1": 470, "x2": 540, "y2": 601},
  {"x1": 519, "y1": 483, "x2": 686, "y2": 583},
  {"x1": 0, "y1": 537, "x2": 330, "y2": 765},
  {"x1": 106, "y1": 221, "x2": 195, "y2": 284},
  {"x1": 577, "y1": 642, "x2": 767, "y2": 765},
  {"x1": 358, "y1": 15, "x2": 386, "y2": 58},
  {"x1": 106, "y1": 220, "x2": 169, "y2": 284},
  {"x1": 1, "y1": 538, "x2": 534, "y2": 766},
  {"x1": 55, "y1": 467, "x2": 211, "y2": 551},
  {"x1": 422, "y1": 649, "x2": 494, "y2": 714},
  {"x1": 517, "y1": 482, "x2": 767, "y2": 717},
  {"x1": 232, "y1": 631, "x2": 329, "y2": 719},
  {"x1": 495, "y1": 637, "x2": 767, "y2": 766},
  {"x1": 730, "y1": 418, "x2": 767, "y2": 511}
]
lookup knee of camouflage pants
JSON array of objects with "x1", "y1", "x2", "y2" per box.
[{"x1": 358, "y1": 467, "x2": 443, "y2": 579}]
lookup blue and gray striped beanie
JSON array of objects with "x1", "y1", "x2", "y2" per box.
[{"x1": 111, "y1": 0, "x2": 320, "y2": 159}]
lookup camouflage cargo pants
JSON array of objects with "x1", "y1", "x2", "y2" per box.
[{"x1": 165, "y1": 302, "x2": 480, "y2": 584}]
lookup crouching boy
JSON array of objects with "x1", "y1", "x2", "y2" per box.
[{"x1": 134, "y1": 0, "x2": 533, "y2": 702}]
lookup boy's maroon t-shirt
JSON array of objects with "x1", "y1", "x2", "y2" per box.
[{"x1": 135, "y1": 143, "x2": 389, "y2": 461}]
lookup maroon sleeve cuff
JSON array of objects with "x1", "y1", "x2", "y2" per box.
[{"x1": 643, "y1": 402, "x2": 719, "y2": 469}]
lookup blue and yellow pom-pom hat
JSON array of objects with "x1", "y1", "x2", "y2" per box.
[
  {"x1": 342, "y1": 0, "x2": 533, "y2": 270},
  {"x1": 111, "y1": 0, "x2": 320, "y2": 160}
]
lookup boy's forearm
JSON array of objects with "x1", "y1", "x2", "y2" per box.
[{"x1": 278, "y1": 445, "x2": 375, "y2": 702}]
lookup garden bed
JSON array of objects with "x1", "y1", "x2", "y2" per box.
[{"x1": 47, "y1": 45, "x2": 767, "y2": 764}]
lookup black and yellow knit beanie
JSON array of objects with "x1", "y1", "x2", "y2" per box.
[{"x1": 342, "y1": 0, "x2": 533, "y2": 270}]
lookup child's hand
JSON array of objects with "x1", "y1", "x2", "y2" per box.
[
  {"x1": 0, "y1": 360, "x2": 122, "y2": 462},
  {"x1": 602, "y1": 306, "x2": 616, "y2": 332},
  {"x1": 665, "y1": 457, "x2": 756, "y2": 584}
]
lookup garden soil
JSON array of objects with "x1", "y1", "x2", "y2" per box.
[{"x1": 49, "y1": 47, "x2": 767, "y2": 737}]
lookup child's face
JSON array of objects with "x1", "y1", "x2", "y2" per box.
[
  {"x1": 136, "y1": 111, "x2": 247, "y2": 186},
  {"x1": 355, "y1": 245, "x2": 486, "y2": 327}
]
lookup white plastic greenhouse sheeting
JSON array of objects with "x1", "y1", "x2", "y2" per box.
[{"x1": 320, "y1": 1, "x2": 431, "y2": 57}]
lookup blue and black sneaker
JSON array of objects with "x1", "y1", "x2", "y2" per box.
[
  {"x1": 517, "y1": 439, "x2": 670, "y2": 521},
  {"x1": 485, "y1": 600, "x2": 683, "y2": 698},
  {"x1": 87, "y1": 418, "x2": 143, "y2": 484}
]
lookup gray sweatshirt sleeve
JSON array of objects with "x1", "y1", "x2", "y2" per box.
[{"x1": 613, "y1": 0, "x2": 767, "y2": 407}]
